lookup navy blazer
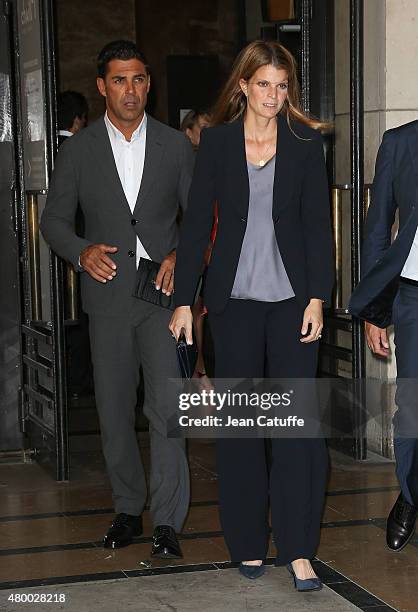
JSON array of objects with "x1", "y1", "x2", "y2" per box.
[
  {"x1": 174, "y1": 114, "x2": 334, "y2": 314},
  {"x1": 349, "y1": 120, "x2": 418, "y2": 327}
]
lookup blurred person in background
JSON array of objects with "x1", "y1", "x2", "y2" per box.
[
  {"x1": 57, "y1": 90, "x2": 88, "y2": 146},
  {"x1": 180, "y1": 109, "x2": 210, "y2": 150},
  {"x1": 181, "y1": 109, "x2": 215, "y2": 384},
  {"x1": 57, "y1": 90, "x2": 92, "y2": 400}
]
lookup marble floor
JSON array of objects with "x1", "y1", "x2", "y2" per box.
[{"x1": 0, "y1": 436, "x2": 416, "y2": 612}]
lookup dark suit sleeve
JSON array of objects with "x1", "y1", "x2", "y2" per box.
[
  {"x1": 177, "y1": 134, "x2": 195, "y2": 214},
  {"x1": 361, "y1": 130, "x2": 397, "y2": 277},
  {"x1": 174, "y1": 128, "x2": 216, "y2": 306},
  {"x1": 301, "y1": 132, "x2": 334, "y2": 303},
  {"x1": 40, "y1": 142, "x2": 91, "y2": 269}
]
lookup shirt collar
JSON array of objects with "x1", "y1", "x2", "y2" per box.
[
  {"x1": 104, "y1": 111, "x2": 147, "y2": 143},
  {"x1": 58, "y1": 130, "x2": 73, "y2": 137}
]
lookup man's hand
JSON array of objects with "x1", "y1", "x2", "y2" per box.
[
  {"x1": 80, "y1": 243, "x2": 118, "y2": 283},
  {"x1": 300, "y1": 298, "x2": 323, "y2": 343},
  {"x1": 156, "y1": 250, "x2": 176, "y2": 296},
  {"x1": 365, "y1": 322, "x2": 390, "y2": 357}
]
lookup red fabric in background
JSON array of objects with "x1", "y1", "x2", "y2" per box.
[
  {"x1": 210, "y1": 202, "x2": 218, "y2": 243},
  {"x1": 202, "y1": 202, "x2": 218, "y2": 315}
]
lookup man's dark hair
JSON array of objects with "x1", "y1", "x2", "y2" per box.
[
  {"x1": 97, "y1": 40, "x2": 149, "y2": 79},
  {"x1": 57, "y1": 91, "x2": 88, "y2": 130}
]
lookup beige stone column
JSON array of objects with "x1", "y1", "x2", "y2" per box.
[{"x1": 334, "y1": 0, "x2": 418, "y2": 456}]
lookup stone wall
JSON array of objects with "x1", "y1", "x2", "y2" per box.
[
  {"x1": 135, "y1": 0, "x2": 240, "y2": 122},
  {"x1": 55, "y1": 0, "x2": 136, "y2": 121},
  {"x1": 55, "y1": 0, "x2": 240, "y2": 123}
]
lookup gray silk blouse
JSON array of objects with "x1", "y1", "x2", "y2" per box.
[{"x1": 231, "y1": 155, "x2": 295, "y2": 302}]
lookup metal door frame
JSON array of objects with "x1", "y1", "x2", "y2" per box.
[
  {"x1": 299, "y1": 0, "x2": 367, "y2": 459},
  {"x1": 11, "y1": 0, "x2": 69, "y2": 480}
]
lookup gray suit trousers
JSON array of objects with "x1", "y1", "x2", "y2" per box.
[{"x1": 89, "y1": 297, "x2": 189, "y2": 531}]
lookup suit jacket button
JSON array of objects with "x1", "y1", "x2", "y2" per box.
[
  {"x1": 128, "y1": 250, "x2": 135, "y2": 257},
  {"x1": 131, "y1": 219, "x2": 137, "y2": 225}
]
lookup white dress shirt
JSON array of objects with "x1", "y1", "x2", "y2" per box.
[
  {"x1": 104, "y1": 112, "x2": 150, "y2": 267},
  {"x1": 58, "y1": 129, "x2": 74, "y2": 138},
  {"x1": 401, "y1": 228, "x2": 418, "y2": 281}
]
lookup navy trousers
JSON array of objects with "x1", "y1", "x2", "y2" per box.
[
  {"x1": 393, "y1": 281, "x2": 418, "y2": 506},
  {"x1": 208, "y1": 298, "x2": 328, "y2": 565}
]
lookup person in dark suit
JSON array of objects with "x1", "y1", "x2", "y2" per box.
[
  {"x1": 41, "y1": 40, "x2": 194, "y2": 558},
  {"x1": 56, "y1": 90, "x2": 92, "y2": 400},
  {"x1": 57, "y1": 90, "x2": 88, "y2": 146},
  {"x1": 349, "y1": 121, "x2": 418, "y2": 551},
  {"x1": 170, "y1": 41, "x2": 334, "y2": 590},
  {"x1": 180, "y1": 109, "x2": 213, "y2": 383}
]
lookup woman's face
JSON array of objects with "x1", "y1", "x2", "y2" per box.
[
  {"x1": 240, "y1": 64, "x2": 288, "y2": 119},
  {"x1": 186, "y1": 114, "x2": 210, "y2": 147}
]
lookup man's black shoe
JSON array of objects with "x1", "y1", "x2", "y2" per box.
[
  {"x1": 103, "y1": 513, "x2": 143, "y2": 549},
  {"x1": 386, "y1": 492, "x2": 417, "y2": 551},
  {"x1": 151, "y1": 525, "x2": 183, "y2": 559}
]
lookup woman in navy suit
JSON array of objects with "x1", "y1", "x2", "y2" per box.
[{"x1": 170, "y1": 40, "x2": 334, "y2": 590}]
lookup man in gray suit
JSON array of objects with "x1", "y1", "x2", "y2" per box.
[{"x1": 41, "y1": 40, "x2": 194, "y2": 558}]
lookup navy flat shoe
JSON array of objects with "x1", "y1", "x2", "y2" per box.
[
  {"x1": 239, "y1": 562, "x2": 266, "y2": 579},
  {"x1": 286, "y1": 563, "x2": 322, "y2": 592}
]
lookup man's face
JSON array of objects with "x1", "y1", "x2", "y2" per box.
[{"x1": 96, "y1": 58, "x2": 150, "y2": 126}]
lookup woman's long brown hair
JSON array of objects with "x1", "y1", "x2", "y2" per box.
[{"x1": 211, "y1": 40, "x2": 330, "y2": 133}]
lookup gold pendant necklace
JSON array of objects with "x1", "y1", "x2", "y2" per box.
[{"x1": 258, "y1": 142, "x2": 272, "y2": 167}]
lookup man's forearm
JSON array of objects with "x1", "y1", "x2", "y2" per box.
[
  {"x1": 40, "y1": 143, "x2": 92, "y2": 268},
  {"x1": 40, "y1": 212, "x2": 91, "y2": 269}
]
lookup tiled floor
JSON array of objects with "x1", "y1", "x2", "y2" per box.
[
  {"x1": 0, "y1": 570, "x2": 365, "y2": 612},
  {"x1": 0, "y1": 437, "x2": 415, "y2": 612}
]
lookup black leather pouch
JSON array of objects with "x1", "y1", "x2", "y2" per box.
[
  {"x1": 176, "y1": 332, "x2": 198, "y2": 379},
  {"x1": 133, "y1": 258, "x2": 175, "y2": 310}
]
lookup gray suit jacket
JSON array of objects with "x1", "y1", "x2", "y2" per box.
[{"x1": 41, "y1": 115, "x2": 194, "y2": 316}]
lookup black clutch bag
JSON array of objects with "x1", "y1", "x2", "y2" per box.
[
  {"x1": 176, "y1": 332, "x2": 198, "y2": 379},
  {"x1": 133, "y1": 258, "x2": 175, "y2": 310}
]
